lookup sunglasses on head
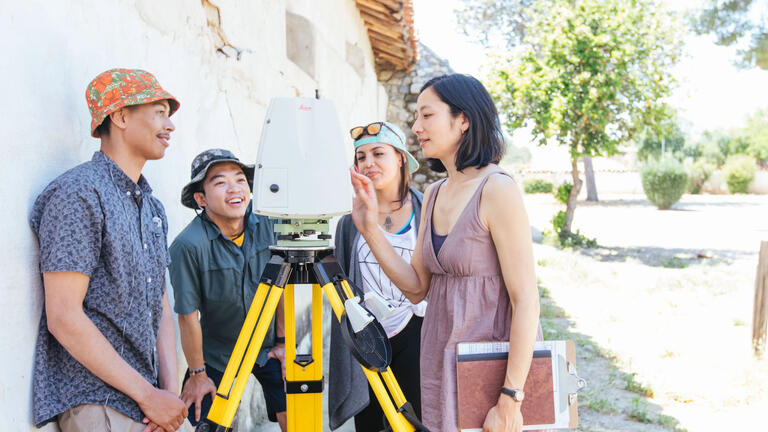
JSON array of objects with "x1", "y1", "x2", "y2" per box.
[{"x1": 349, "y1": 122, "x2": 402, "y2": 144}]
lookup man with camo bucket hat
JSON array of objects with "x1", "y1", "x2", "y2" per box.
[
  {"x1": 169, "y1": 149, "x2": 288, "y2": 430},
  {"x1": 29, "y1": 68, "x2": 193, "y2": 431}
]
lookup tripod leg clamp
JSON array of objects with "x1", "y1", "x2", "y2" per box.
[
  {"x1": 397, "y1": 401, "x2": 430, "y2": 432},
  {"x1": 285, "y1": 379, "x2": 324, "y2": 394}
]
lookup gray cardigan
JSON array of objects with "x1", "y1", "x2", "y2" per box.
[{"x1": 328, "y1": 187, "x2": 424, "y2": 430}]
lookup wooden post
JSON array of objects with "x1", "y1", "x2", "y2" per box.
[{"x1": 753, "y1": 241, "x2": 768, "y2": 356}]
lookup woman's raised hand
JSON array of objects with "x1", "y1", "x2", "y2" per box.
[{"x1": 350, "y1": 168, "x2": 379, "y2": 235}]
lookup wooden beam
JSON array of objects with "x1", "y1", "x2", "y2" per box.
[
  {"x1": 372, "y1": 40, "x2": 409, "y2": 59},
  {"x1": 363, "y1": 20, "x2": 403, "y2": 40},
  {"x1": 361, "y1": 11, "x2": 402, "y2": 30},
  {"x1": 355, "y1": 0, "x2": 390, "y2": 14},
  {"x1": 376, "y1": 54, "x2": 408, "y2": 69},
  {"x1": 375, "y1": 0, "x2": 404, "y2": 12},
  {"x1": 369, "y1": 35, "x2": 412, "y2": 59},
  {"x1": 367, "y1": 28, "x2": 405, "y2": 46},
  {"x1": 376, "y1": 52, "x2": 409, "y2": 69},
  {"x1": 353, "y1": 0, "x2": 416, "y2": 70},
  {"x1": 358, "y1": 5, "x2": 402, "y2": 23}
]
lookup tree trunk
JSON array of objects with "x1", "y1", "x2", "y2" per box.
[
  {"x1": 584, "y1": 156, "x2": 598, "y2": 202},
  {"x1": 562, "y1": 157, "x2": 583, "y2": 237}
]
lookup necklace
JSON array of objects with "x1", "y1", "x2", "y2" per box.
[
  {"x1": 380, "y1": 205, "x2": 402, "y2": 232},
  {"x1": 383, "y1": 214, "x2": 393, "y2": 231},
  {"x1": 380, "y1": 194, "x2": 410, "y2": 232}
]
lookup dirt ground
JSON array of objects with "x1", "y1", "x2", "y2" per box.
[{"x1": 524, "y1": 193, "x2": 768, "y2": 431}]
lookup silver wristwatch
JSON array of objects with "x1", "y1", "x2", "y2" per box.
[{"x1": 501, "y1": 387, "x2": 525, "y2": 402}]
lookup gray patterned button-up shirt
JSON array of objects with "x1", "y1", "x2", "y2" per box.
[{"x1": 29, "y1": 151, "x2": 170, "y2": 427}]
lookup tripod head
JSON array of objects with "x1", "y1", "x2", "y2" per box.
[{"x1": 252, "y1": 96, "x2": 352, "y2": 248}]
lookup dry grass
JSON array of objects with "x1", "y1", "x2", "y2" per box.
[{"x1": 529, "y1": 193, "x2": 768, "y2": 431}]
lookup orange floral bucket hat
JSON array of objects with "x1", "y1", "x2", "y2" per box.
[{"x1": 85, "y1": 68, "x2": 180, "y2": 138}]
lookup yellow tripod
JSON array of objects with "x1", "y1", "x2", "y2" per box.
[{"x1": 195, "y1": 247, "x2": 426, "y2": 432}]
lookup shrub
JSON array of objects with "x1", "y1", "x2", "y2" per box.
[
  {"x1": 540, "y1": 181, "x2": 597, "y2": 248},
  {"x1": 641, "y1": 159, "x2": 688, "y2": 209},
  {"x1": 699, "y1": 141, "x2": 725, "y2": 167},
  {"x1": 748, "y1": 140, "x2": 768, "y2": 166},
  {"x1": 544, "y1": 209, "x2": 597, "y2": 248},
  {"x1": 722, "y1": 154, "x2": 756, "y2": 193},
  {"x1": 551, "y1": 210, "x2": 567, "y2": 232},
  {"x1": 522, "y1": 178, "x2": 554, "y2": 194},
  {"x1": 554, "y1": 181, "x2": 572, "y2": 204},
  {"x1": 687, "y1": 159, "x2": 715, "y2": 194}
]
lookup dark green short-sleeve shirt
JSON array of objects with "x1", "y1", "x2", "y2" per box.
[{"x1": 169, "y1": 208, "x2": 275, "y2": 372}]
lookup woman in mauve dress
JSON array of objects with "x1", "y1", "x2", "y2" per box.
[{"x1": 350, "y1": 74, "x2": 540, "y2": 432}]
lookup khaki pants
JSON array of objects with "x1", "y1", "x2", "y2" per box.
[{"x1": 58, "y1": 404, "x2": 194, "y2": 432}]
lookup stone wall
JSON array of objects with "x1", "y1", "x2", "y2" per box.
[
  {"x1": 377, "y1": 43, "x2": 456, "y2": 191},
  {"x1": 0, "y1": 1, "x2": 384, "y2": 430}
]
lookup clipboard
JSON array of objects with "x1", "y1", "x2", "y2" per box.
[{"x1": 456, "y1": 340, "x2": 585, "y2": 431}]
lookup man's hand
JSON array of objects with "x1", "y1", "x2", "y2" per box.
[
  {"x1": 267, "y1": 343, "x2": 287, "y2": 380},
  {"x1": 482, "y1": 396, "x2": 523, "y2": 432},
  {"x1": 139, "y1": 387, "x2": 188, "y2": 432},
  {"x1": 180, "y1": 372, "x2": 217, "y2": 423}
]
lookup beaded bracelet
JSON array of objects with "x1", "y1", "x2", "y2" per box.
[{"x1": 189, "y1": 365, "x2": 206, "y2": 375}]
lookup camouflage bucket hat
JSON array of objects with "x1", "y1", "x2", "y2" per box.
[
  {"x1": 181, "y1": 149, "x2": 255, "y2": 209},
  {"x1": 86, "y1": 68, "x2": 180, "y2": 138}
]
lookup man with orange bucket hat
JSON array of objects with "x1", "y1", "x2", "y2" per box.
[{"x1": 29, "y1": 69, "x2": 193, "y2": 431}]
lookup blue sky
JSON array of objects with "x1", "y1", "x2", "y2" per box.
[{"x1": 413, "y1": 0, "x2": 768, "y2": 137}]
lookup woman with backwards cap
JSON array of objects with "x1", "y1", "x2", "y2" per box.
[{"x1": 329, "y1": 121, "x2": 425, "y2": 431}]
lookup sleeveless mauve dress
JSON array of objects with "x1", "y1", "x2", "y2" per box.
[{"x1": 420, "y1": 170, "x2": 542, "y2": 431}]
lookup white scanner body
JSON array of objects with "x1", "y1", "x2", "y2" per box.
[{"x1": 252, "y1": 97, "x2": 353, "y2": 219}]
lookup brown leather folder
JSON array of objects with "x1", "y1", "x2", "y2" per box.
[{"x1": 456, "y1": 340, "x2": 579, "y2": 431}]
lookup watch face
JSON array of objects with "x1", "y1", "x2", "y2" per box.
[
  {"x1": 514, "y1": 390, "x2": 525, "y2": 401},
  {"x1": 502, "y1": 387, "x2": 526, "y2": 402}
]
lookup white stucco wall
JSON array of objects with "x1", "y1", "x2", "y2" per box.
[{"x1": 0, "y1": 1, "x2": 386, "y2": 429}]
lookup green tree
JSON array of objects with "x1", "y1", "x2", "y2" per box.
[
  {"x1": 455, "y1": 0, "x2": 537, "y2": 49},
  {"x1": 690, "y1": 116, "x2": 767, "y2": 167},
  {"x1": 457, "y1": 0, "x2": 606, "y2": 202},
  {"x1": 692, "y1": 130, "x2": 730, "y2": 166},
  {"x1": 744, "y1": 109, "x2": 768, "y2": 165},
  {"x1": 487, "y1": 0, "x2": 683, "y2": 237},
  {"x1": 636, "y1": 123, "x2": 687, "y2": 162},
  {"x1": 692, "y1": 0, "x2": 768, "y2": 70}
]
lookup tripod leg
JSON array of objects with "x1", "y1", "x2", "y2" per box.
[
  {"x1": 284, "y1": 283, "x2": 324, "y2": 432},
  {"x1": 319, "y1": 277, "x2": 416, "y2": 432},
  {"x1": 337, "y1": 280, "x2": 410, "y2": 405},
  {"x1": 336, "y1": 280, "x2": 415, "y2": 414},
  {"x1": 203, "y1": 258, "x2": 290, "y2": 430},
  {"x1": 339, "y1": 280, "x2": 417, "y2": 430}
]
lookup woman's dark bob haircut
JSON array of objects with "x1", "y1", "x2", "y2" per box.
[{"x1": 419, "y1": 74, "x2": 505, "y2": 173}]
